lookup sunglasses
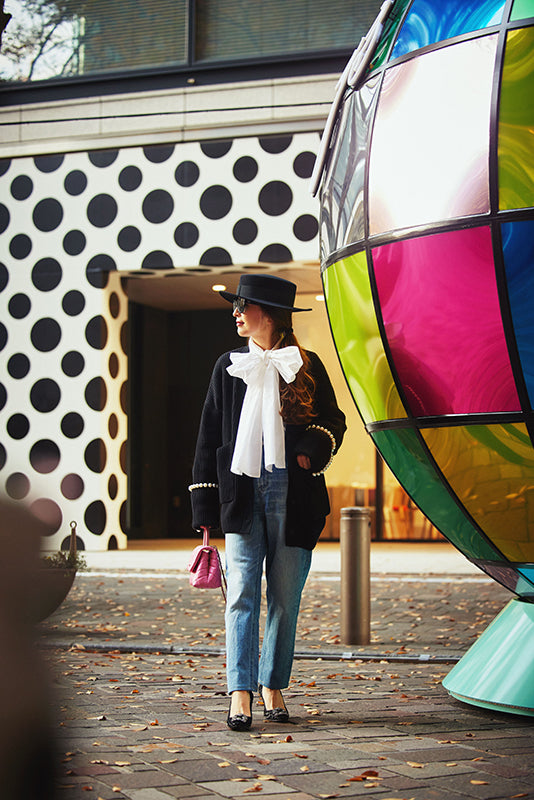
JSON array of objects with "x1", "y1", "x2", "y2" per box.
[{"x1": 232, "y1": 297, "x2": 248, "y2": 314}]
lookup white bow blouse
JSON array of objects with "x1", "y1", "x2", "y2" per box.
[{"x1": 226, "y1": 338, "x2": 303, "y2": 478}]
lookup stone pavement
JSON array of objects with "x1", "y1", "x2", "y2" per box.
[{"x1": 37, "y1": 559, "x2": 534, "y2": 800}]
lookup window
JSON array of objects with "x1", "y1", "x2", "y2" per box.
[{"x1": 0, "y1": 0, "x2": 382, "y2": 88}]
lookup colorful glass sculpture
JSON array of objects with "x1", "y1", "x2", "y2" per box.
[{"x1": 314, "y1": 0, "x2": 534, "y2": 715}]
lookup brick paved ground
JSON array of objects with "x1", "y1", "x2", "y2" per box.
[{"x1": 36, "y1": 571, "x2": 534, "y2": 800}]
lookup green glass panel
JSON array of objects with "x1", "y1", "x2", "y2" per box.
[
  {"x1": 498, "y1": 27, "x2": 534, "y2": 209},
  {"x1": 510, "y1": 0, "x2": 534, "y2": 20},
  {"x1": 372, "y1": 428, "x2": 499, "y2": 560},
  {"x1": 323, "y1": 254, "x2": 405, "y2": 423},
  {"x1": 422, "y1": 424, "x2": 534, "y2": 562},
  {"x1": 371, "y1": 0, "x2": 413, "y2": 70}
]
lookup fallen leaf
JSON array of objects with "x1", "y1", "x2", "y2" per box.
[
  {"x1": 243, "y1": 784, "x2": 263, "y2": 793},
  {"x1": 293, "y1": 753, "x2": 308, "y2": 759},
  {"x1": 407, "y1": 761, "x2": 425, "y2": 769},
  {"x1": 218, "y1": 762, "x2": 231, "y2": 768},
  {"x1": 470, "y1": 780, "x2": 488, "y2": 785}
]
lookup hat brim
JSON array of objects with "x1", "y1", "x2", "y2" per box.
[{"x1": 219, "y1": 289, "x2": 311, "y2": 312}]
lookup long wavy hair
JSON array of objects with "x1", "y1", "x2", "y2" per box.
[{"x1": 262, "y1": 306, "x2": 318, "y2": 424}]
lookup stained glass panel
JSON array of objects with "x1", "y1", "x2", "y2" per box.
[
  {"x1": 498, "y1": 27, "x2": 534, "y2": 210},
  {"x1": 323, "y1": 254, "x2": 405, "y2": 423},
  {"x1": 510, "y1": 0, "x2": 534, "y2": 20},
  {"x1": 501, "y1": 220, "x2": 534, "y2": 408},
  {"x1": 372, "y1": 228, "x2": 520, "y2": 416},
  {"x1": 391, "y1": 0, "x2": 505, "y2": 60},
  {"x1": 372, "y1": 428, "x2": 500, "y2": 559},
  {"x1": 369, "y1": 36, "x2": 496, "y2": 235},
  {"x1": 422, "y1": 424, "x2": 534, "y2": 562}
]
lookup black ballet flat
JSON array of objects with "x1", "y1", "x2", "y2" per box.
[
  {"x1": 258, "y1": 684, "x2": 290, "y2": 723},
  {"x1": 227, "y1": 691, "x2": 253, "y2": 731}
]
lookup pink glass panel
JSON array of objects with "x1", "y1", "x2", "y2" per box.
[
  {"x1": 372, "y1": 227, "x2": 521, "y2": 416},
  {"x1": 369, "y1": 36, "x2": 497, "y2": 235}
]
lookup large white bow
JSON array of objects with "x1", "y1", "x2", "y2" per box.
[{"x1": 227, "y1": 339, "x2": 303, "y2": 477}]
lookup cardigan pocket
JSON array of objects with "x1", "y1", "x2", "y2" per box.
[{"x1": 216, "y1": 442, "x2": 236, "y2": 503}]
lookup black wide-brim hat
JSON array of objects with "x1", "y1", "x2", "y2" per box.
[{"x1": 219, "y1": 274, "x2": 311, "y2": 312}]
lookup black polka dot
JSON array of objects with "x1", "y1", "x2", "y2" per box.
[
  {"x1": 32, "y1": 198, "x2": 63, "y2": 232},
  {"x1": 0, "y1": 442, "x2": 5, "y2": 470},
  {"x1": 174, "y1": 222, "x2": 199, "y2": 248},
  {"x1": 7, "y1": 353, "x2": 30, "y2": 379},
  {"x1": 120, "y1": 440, "x2": 127, "y2": 473},
  {"x1": 30, "y1": 439, "x2": 60, "y2": 473},
  {"x1": 120, "y1": 381, "x2": 128, "y2": 414},
  {"x1": 142, "y1": 189, "x2": 174, "y2": 223},
  {"x1": 293, "y1": 151, "x2": 316, "y2": 178},
  {"x1": 200, "y1": 247, "x2": 232, "y2": 266},
  {"x1": 9, "y1": 234, "x2": 32, "y2": 259},
  {"x1": 85, "y1": 500, "x2": 106, "y2": 534},
  {"x1": 61, "y1": 534, "x2": 84, "y2": 551},
  {"x1": 87, "y1": 194, "x2": 118, "y2": 227},
  {"x1": 0, "y1": 204, "x2": 9, "y2": 235},
  {"x1": 108, "y1": 474, "x2": 118, "y2": 500},
  {"x1": 61, "y1": 351, "x2": 85, "y2": 377},
  {"x1": 109, "y1": 292, "x2": 120, "y2": 318},
  {"x1": 143, "y1": 144, "x2": 175, "y2": 163},
  {"x1": 109, "y1": 352, "x2": 119, "y2": 378},
  {"x1": 120, "y1": 322, "x2": 128, "y2": 356},
  {"x1": 233, "y1": 156, "x2": 258, "y2": 182},
  {"x1": 8, "y1": 293, "x2": 31, "y2": 318},
  {"x1": 61, "y1": 473, "x2": 84, "y2": 499},
  {"x1": 200, "y1": 185, "x2": 232, "y2": 220},
  {"x1": 89, "y1": 149, "x2": 118, "y2": 167},
  {"x1": 7, "y1": 414, "x2": 29, "y2": 439},
  {"x1": 0, "y1": 159, "x2": 11, "y2": 177},
  {"x1": 293, "y1": 214, "x2": 319, "y2": 241},
  {"x1": 259, "y1": 135, "x2": 293, "y2": 153},
  {"x1": 142, "y1": 250, "x2": 173, "y2": 269},
  {"x1": 0, "y1": 383, "x2": 6, "y2": 412},
  {"x1": 119, "y1": 165, "x2": 142, "y2": 191},
  {"x1": 175, "y1": 161, "x2": 199, "y2": 187},
  {"x1": 64, "y1": 169, "x2": 88, "y2": 195},
  {"x1": 233, "y1": 218, "x2": 258, "y2": 245},
  {"x1": 259, "y1": 181, "x2": 293, "y2": 215},
  {"x1": 118, "y1": 226, "x2": 141, "y2": 251},
  {"x1": 200, "y1": 140, "x2": 232, "y2": 158},
  {"x1": 87, "y1": 253, "x2": 115, "y2": 282},
  {"x1": 30, "y1": 378, "x2": 61, "y2": 412},
  {"x1": 62, "y1": 290, "x2": 85, "y2": 316},
  {"x1": 0, "y1": 322, "x2": 7, "y2": 351},
  {"x1": 259, "y1": 243, "x2": 293, "y2": 262},
  {"x1": 5, "y1": 472, "x2": 30, "y2": 500},
  {"x1": 31, "y1": 318, "x2": 62, "y2": 352},
  {"x1": 84, "y1": 439, "x2": 107, "y2": 473},
  {"x1": 61, "y1": 412, "x2": 84, "y2": 438},
  {"x1": 85, "y1": 376, "x2": 107, "y2": 411},
  {"x1": 63, "y1": 229, "x2": 86, "y2": 255},
  {"x1": 85, "y1": 316, "x2": 108, "y2": 349},
  {"x1": 32, "y1": 257, "x2": 62, "y2": 291},
  {"x1": 34, "y1": 154, "x2": 64, "y2": 173},
  {"x1": 30, "y1": 498, "x2": 62, "y2": 532},
  {"x1": 10, "y1": 175, "x2": 33, "y2": 200},
  {"x1": 108, "y1": 413, "x2": 119, "y2": 438},
  {"x1": 0, "y1": 263, "x2": 7, "y2": 292}
]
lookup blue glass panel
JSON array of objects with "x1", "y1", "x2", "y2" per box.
[
  {"x1": 518, "y1": 566, "x2": 534, "y2": 583},
  {"x1": 392, "y1": 0, "x2": 506, "y2": 60},
  {"x1": 502, "y1": 220, "x2": 534, "y2": 408}
]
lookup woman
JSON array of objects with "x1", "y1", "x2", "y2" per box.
[{"x1": 190, "y1": 274, "x2": 346, "y2": 730}]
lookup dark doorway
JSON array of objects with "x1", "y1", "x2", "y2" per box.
[{"x1": 128, "y1": 302, "x2": 240, "y2": 539}]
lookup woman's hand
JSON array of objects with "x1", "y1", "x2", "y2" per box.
[{"x1": 297, "y1": 454, "x2": 311, "y2": 470}]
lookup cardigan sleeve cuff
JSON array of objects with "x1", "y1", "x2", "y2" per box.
[
  {"x1": 190, "y1": 484, "x2": 220, "y2": 531},
  {"x1": 295, "y1": 424, "x2": 337, "y2": 475}
]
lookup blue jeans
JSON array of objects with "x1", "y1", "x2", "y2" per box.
[{"x1": 225, "y1": 464, "x2": 312, "y2": 693}]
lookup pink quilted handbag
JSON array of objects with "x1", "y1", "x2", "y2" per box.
[{"x1": 188, "y1": 527, "x2": 226, "y2": 600}]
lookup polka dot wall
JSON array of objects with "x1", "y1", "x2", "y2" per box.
[{"x1": 0, "y1": 132, "x2": 321, "y2": 550}]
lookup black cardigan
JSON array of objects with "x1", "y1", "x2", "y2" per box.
[{"x1": 190, "y1": 347, "x2": 346, "y2": 550}]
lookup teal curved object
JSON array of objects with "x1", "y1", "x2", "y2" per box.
[
  {"x1": 316, "y1": 0, "x2": 534, "y2": 714},
  {"x1": 443, "y1": 599, "x2": 534, "y2": 716}
]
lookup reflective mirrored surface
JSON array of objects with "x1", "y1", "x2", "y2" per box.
[
  {"x1": 372, "y1": 227, "x2": 520, "y2": 416},
  {"x1": 369, "y1": 37, "x2": 496, "y2": 235},
  {"x1": 323, "y1": 254, "x2": 406, "y2": 423}
]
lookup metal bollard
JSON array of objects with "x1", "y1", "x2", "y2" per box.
[{"x1": 340, "y1": 506, "x2": 371, "y2": 645}]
